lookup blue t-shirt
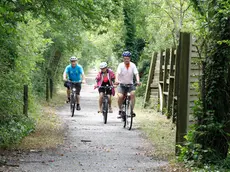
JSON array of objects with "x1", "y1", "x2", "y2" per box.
[{"x1": 65, "y1": 64, "x2": 84, "y2": 82}]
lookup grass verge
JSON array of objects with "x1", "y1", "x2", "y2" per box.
[
  {"x1": 15, "y1": 89, "x2": 67, "y2": 150},
  {"x1": 135, "y1": 97, "x2": 191, "y2": 171}
]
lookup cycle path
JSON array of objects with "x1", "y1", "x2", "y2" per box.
[{"x1": 1, "y1": 69, "x2": 167, "y2": 172}]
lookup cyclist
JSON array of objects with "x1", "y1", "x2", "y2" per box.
[
  {"x1": 63, "y1": 56, "x2": 86, "y2": 110},
  {"x1": 115, "y1": 51, "x2": 141, "y2": 117},
  {"x1": 95, "y1": 62, "x2": 115, "y2": 113}
]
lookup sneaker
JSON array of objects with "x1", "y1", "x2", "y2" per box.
[
  {"x1": 76, "y1": 104, "x2": 81, "y2": 111},
  {"x1": 66, "y1": 97, "x2": 70, "y2": 103},
  {"x1": 117, "y1": 110, "x2": 124, "y2": 119},
  {"x1": 132, "y1": 112, "x2": 136, "y2": 117},
  {"x1": 109, "y1": 107, "x2": 113, "y2": 113}
]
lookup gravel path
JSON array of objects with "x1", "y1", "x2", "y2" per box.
[{"x1": 0, "y1": 70, "x2": 167, "y2": 172}]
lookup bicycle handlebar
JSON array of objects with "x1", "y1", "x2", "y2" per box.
[{"x1": 98, "y1": 85, "x2": 114, "y2": 89}]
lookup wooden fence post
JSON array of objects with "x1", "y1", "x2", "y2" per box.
[
  {"x1": 158, "y1": 51, "x2": 164, "y2": 112},
  {"x1": 162, "y1": 49, "x2": 170, "y2": 110},
  {"x1": 23, "y1": 85, "x2": 28, "y2": 116},
  {"x1": 46, "y1": 78, "x2": 49, "y2": 101},
  {"x1": 50, "y1": 78, "x2": 53, "y2": 99},
  {"x1": 144, "y1": 52, "x2": 157, "y2": 107},
  {"x1": 175, "y1": 32, "x2": 191, "y2": 154},
  {"x1": 167, "y1": 48, "x2": 176, "y2": 118}
]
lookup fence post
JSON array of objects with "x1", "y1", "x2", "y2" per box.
[
  {"x1": 23, "y1": 85, "x2": 28, "y2": 117},
  {"x1": 162, "y1": 49, "x2": 170, "y2": 110},
  {"x1": 175, "y1": 32, "x2": 191, "y2": 155},
  {"x1": 50, "y1": 78, "x2": 53, "y2": 99},
  {"x1": 46, "y1": 78, "x2": 49, "y2": 101},
  {"x1": 158, "y1": 51, "x2": 164, "y2": 112},
  {"x1": 167, "y1": 48, "x2": 176, "y2": 118},
  {"x1": 144, "y1": 52, "x2": 157, "y2": 107}
]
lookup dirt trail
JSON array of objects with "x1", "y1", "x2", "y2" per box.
[{"x1": 0, "y1": 69, "x2": 167, "y2": 172}]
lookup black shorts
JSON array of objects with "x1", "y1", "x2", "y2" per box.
[
  {"x1": 64, "y1": 81, "x2": 81, "y2": 95},
  {"x1": 98, "y1": 87, "x2": 112, "y2": 95},
  {"x1": 99, "y1": 82, "x2": 112, "y2": 95}
]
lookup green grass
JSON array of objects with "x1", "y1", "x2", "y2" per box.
[
  {"x1": 136, "y1": 107, "x2": 176, "y2": 160},
  {"x1": 14, "y1": 89, "x2": 67, "y2": 150}
]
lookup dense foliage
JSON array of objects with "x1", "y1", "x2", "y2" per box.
[
  {"x1": 178, "y1": 0, "x2": 230, "y2": 169},
  {"x1": 0, "y1": 0, "x2": 122, "y2": 147}
]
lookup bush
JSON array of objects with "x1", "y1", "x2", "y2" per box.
[{"x1": 0, "y1": 115, "x2": 35, "y2": 148}]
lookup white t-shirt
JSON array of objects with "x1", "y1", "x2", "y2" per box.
[{"x1": 117, "y1": 62, "x2": 138, "y2": 84}]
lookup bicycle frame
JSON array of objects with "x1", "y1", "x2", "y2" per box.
[
  {"x1": 69, "y1": 81, "x2": 81, "y2": 117},
  {"x1": 98, "y1": 85, "x2": 113, "y2": 124},
  {"x1": 119, "y1": 83, "x2": 136, "y2": 130}
]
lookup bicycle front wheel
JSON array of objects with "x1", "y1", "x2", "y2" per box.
[
  {"x1": 72, "y1": 103, "x2": 76, "y2": 117},
  {"x1": 71, "y1": 94, "x2": 76, "y2": 117},
  {"x1": 102, "y1": 97, "x2": 108, "y2": 124},
  {"x1": 126, "y1": 100, "x2": 133, "y2": 130}
]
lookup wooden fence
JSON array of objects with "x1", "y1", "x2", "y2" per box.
[{"x1": 144, "y1": 32, "x2": 202, "y2": 153}]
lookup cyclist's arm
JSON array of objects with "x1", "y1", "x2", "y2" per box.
[
  {"x1": 63, "y1": 67, "x2": 68, "y2": 81},
  {"x1": 135, "y1": 73, "x2": 140, "y2": 83},
  {"x1": 115, "y1": 64, "x2": 121, "y2": 84},
  {"x1": 82, "y1": 73, "x2": 86, "y2": 82},
  {"x1": 133, "y1": 64, "x2": 140, "y2": 84}
]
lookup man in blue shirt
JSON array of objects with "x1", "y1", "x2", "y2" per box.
[{"x1": 63, "y1": 56, "x2": 86, "y2": 110}]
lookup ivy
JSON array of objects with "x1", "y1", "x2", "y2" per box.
[{"x1": 179, "y1": 0, "x2": 230, "y2": 168}]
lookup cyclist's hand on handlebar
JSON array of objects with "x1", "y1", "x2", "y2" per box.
[
  {"x1": 82, "y1": 79, "x2": 86, "y2": 84},
  {"x1": 136, "y1": 82, "x2": 141, "y2": 86},
  {"x1": 114, "y1": 82, "x2": 119, "y2": 85}
]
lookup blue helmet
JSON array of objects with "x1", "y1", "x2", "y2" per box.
[{"x1": 122, "y1": 51, "x2": 131, "y2": 57}]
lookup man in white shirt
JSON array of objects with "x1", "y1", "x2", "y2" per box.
[{"x1": 115, "y1": 51, "x2": 141, "y2": 117}]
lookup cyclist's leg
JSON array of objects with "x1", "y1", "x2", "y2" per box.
[
  {"x1": 76, "y1": 83, "x2": 82, "y2": 110},
  {"x1": 108, "y1": 95, "x2": 113, "y2": 113},
  {"x1": 98, "y1": 91, "x2": 104, "y2": 113},
  {"x1": 64, "y1": 81, "x2": 71, "y2": 102},
  {"x1": 107, "y1": 89, "x2": 113, "y2": 113},
  {"x1": 129, "y1": 85, "x2": 136, "y2": 116},
  {"x1": 130, "y1": 90, "x2": 136, "y2": 110},
  {"x1": 117, "y1": 85, "x2": 125, "y2": 113}
]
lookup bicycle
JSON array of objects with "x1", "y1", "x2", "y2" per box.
[
  {"x1": 69, "y1": 81, "x2": 82, "y2": 117},
  {"x1": 119, "y1": 83, "x2": 137, "y2": 130},
  {"x1": 98, "y1": 85, "x2": 113, "y2": 124}
]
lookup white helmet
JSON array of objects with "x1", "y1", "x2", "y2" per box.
[
  {"x1": 70, "y1": 56, "x2": 78, "y2": 62},
  {"x1": 100, "y1": 62, "x2": 108, "y2": 69}
]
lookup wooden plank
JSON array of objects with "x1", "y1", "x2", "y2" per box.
[
  {"x1": 191, "y1": 51, "x2": 199, "y2": 58},
  {"x1": 163, "y1": 92, "x2": 169, "y2": 96},
  {"x1": 162, "y1": 48, "x2": 170, "y2": 109},
  {"x1": 190, "y1": 70, "x2": 201, "y2": 76},
  {"x1": 144, "y1": 52, "x2": 157, "y2": 106},
  {"x1": 166, "y1": 79, "x2": 170, "y2": 84},
  {"x1": 176, "y1": 32, "x2": 191, "y2": 154},
  {"x1": 167, "y1": 48, "x2": 176, "y2": 115},
  {"x1": 159, "y1": 52, "x2": 164, "y2": 84}
]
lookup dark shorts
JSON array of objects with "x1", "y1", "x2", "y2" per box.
[
  {"x1": 117, "y1": 84, "x2": 136, "y2": 95},
  {"x1": 99, "y1": 87, "x2": 112, "y2": 95},
  {"x1": 98, "y1": 82, "x2": 112, "y2": 95},
  {"x1": 64, "y1": 81, "x2": 81, "y2": 95}
]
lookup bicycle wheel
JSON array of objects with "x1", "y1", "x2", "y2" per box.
[
  {"x1": 126, "y1": 99, "x2": 133, "y2": 130},
  {"x1": 70, "y1": 94, "x2": 74, "y2": 110},
  {"x1": 72, "y1": 103, "x2": 76, "y2": 117},
  {"x1": 71, "y1": 94, "x2": 76, "y2": 117},
  {"x1": 123, "y1": 104, "x2": 126, "y2": 128},
  {"x1": 102, "y1": 97, "x2": 108, "y2": 124}
]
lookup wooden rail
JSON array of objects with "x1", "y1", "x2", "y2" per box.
[{"x1": 144, "y1": 32, "x2": 202, "y2": 154}]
